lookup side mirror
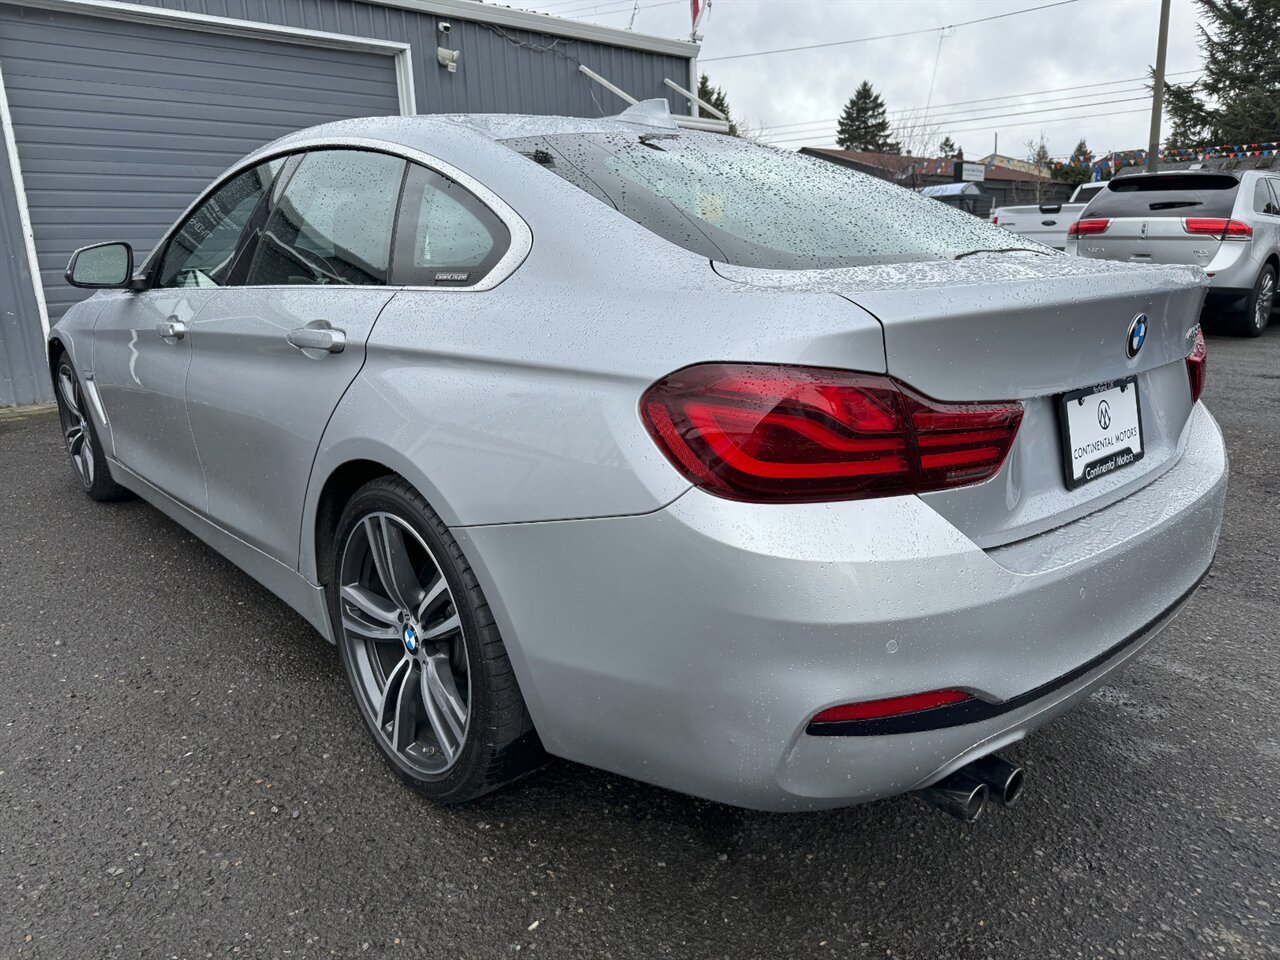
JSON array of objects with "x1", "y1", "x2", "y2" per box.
[{"x1": 65, "y1": 241, "x2": 134, "y2": 289}]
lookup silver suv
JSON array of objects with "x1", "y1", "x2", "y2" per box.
[{"x1": 1067, "y1": 169, "x2": 1279, "y2": 336}]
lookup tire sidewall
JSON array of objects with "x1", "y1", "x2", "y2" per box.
[{"x1": 328, "y1": 481, "x2": 490, "y2": 802}]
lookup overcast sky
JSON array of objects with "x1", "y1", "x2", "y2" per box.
[{"x1": 514, "y1": 0, "x2": 1204, "y2": 161}]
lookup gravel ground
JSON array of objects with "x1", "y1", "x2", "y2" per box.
[{"x1": 2, "y1": 326, "x2": 1277, "y2": 960}]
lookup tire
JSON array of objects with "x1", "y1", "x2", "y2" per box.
[
  {"x1": 1232, "y1": 264, "x2": 1275, "y2": 338},
  {"x1": 329, "y1": 476, "x2": 543, "y2": 803},
  {"x1": 52, "y1": 354, "x2": 129, "y2": 502}
]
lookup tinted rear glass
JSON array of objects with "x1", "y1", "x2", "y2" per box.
[
  {"x1": 1084, "y1": 174, "x2": 1239, "y2": 219},
  {"x1": 501, "y1": 131, "x2": 1031, "y2": 269},
  {"x1": 1073, "y1": 184, "x2": 1103, "y2": 204}
]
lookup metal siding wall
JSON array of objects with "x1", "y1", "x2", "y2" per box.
[
  {"x1": 136, "y1": 0, "x2": 692, "y2": 118},
  {"x1": 0, "y1": 121, "x2": 46, "y2": 405}
]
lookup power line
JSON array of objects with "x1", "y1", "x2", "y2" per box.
[
  {"x1": 767, "y1": 107, "x2": 1153, "y2": 147},
  {"x1": 702, "y1": 0, "x2": 1082, "y2": 63},
  {"x1": 760, "y1": 94, "x2": 1154, "y2": 144},
  {"x1": 756, "y1": 70, "x2": 1201, "y2": 133}
]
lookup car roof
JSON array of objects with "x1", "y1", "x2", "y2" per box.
[{"x1": 259, "y1": 101, "x2": 689, "y2": 156}]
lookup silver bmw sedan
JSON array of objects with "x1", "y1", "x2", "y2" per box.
[{"x1": 50, "y1": 104, "x2": 1227, "y2": 820}]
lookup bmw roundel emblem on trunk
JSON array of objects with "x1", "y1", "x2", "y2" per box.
[{"x1": 1126, "y1": 314, "x2": 1148, "y2": 358}]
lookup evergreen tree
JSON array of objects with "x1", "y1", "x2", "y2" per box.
[
  {"x1": 938, "y1": 135, "x2": 962, "y2": 159},
  {"x1": 836, "y1": 81, "x2": 899, "y2": 153},
  {"x1": 1163, "y1": 0, "x2": 1280, "y2": 147},
  {"x1": 1058, "y1": 137, "x2": 1095, "y2": 186},
  {"x1": 697, "y1": 74, "x2": 739, "y2": 136}
]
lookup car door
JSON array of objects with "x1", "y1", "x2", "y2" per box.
[
  {"x1": 183, "y1": 148, "x2": 406, "y2": 567},
  {"x1": 91, "y1": 159, "x2": 283, "y2": 508}
]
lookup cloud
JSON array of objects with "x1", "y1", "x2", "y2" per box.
[{"x1": 523, "y1": 0, "x2": 1203, "y2": 158}]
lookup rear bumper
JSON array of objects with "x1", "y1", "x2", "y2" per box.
[{"x1": 457, "y1": 406, "x2": 1228, "y2": 811}]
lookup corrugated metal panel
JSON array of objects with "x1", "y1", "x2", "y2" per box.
[
  {"x1": 137, "y1": 0, "x2": 693, "y2": 118},
  {"x1": 0, "y1": 2, "x2": 402, "y2": 330},
  {"x1": 0, "y1": 114, "x2": 46, "y2": 406}
]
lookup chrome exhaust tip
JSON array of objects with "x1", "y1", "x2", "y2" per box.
[
  {"x1": 968, "y1": 753, "x2": 1026, "y2": 808},
  {"x1": 915, "y1": 770, "x2": 989, "y2": 823}
]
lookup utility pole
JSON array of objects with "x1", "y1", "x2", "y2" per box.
[{"x1": 1146, "y1": 0, "x2": 1171, "y2": 173}]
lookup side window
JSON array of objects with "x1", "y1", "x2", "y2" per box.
[
  {"x1": 1267, "y1": 180, "x2": 1280, "y2": 216},
  {"x1": 392, "y1": 163, "x2": 511, "y2": 286},
  {"x1": 1253, "y1": 179, "x2": 1276, "y2": 215},
  {"x1": 247, "y1": 149, "x2": 406, "y2": 286},
  {"x1": 159, "y1": 160, "x2": 282, "y2": 288}
]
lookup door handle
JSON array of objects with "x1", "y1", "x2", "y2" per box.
[
  {"x1": 156, "y1": 318, "x2": 186, "y2": 340},
  {"x1": 286, "y1": 321, "x2": 346, "y2": 354}
]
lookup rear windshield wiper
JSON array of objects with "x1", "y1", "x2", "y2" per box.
[
  {"x1": 953, "y1": 247, "x2": 1050, "y2": 260},
  {"x1": 1149, "y1": 201, "x2": 1199, "y2": 210}
]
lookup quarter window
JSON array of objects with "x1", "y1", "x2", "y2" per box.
[
  {"x1": 158, "y1": 160, "x2": 282, "y2": 288},
  {"x1": 392, "y1": 163, "x2": 510, "y2": 286},
  {"x1": 1253, "y1": 178, "x2": 1279, "y2": 215},
  {"x1": 247, "y1": 149, "x2": 407, "y2": 286}
]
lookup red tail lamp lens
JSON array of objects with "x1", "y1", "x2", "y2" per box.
[
  {"x1": 1186, "y1": 326, "x2": 1207, "y2": 404},
  {"x1": 641, "y1": 364, "x2": 1022, "y2": 503},
  {"x1": 1182, "y1": 217, "x2": 1253, "y2": 238},
  {"x1": 1067, "y1": 218, "x2": 1110, "y2": 237},
  {"x1": 811, "y1": 690, "x2": 973, "y2": 724}
]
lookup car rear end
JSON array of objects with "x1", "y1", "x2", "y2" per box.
[
  {"x1": 1071, "y1": 172, "x2": 1267, "y2": 311},
  {"x1": 462, "y1": 124, "x2": 1228, "y2": 811}
]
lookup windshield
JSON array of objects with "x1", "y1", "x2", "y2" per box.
[
  {"x1": 1083, "y1": 174, "x2": 1240, "y2": 219},
  {"x1": 501, "y1": 131, "x2": 1036, "y2": 270}
]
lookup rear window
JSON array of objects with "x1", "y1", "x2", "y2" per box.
[
  {"x1": 501, "y1": 131, "x2": 1030, "y2": 270},
  {"x1": 1084, "y1": 174, "x2": 1239, "y2": 219},
  {"x1": 1073, "y1": 184, "x2": 1103, "y2": 204}
]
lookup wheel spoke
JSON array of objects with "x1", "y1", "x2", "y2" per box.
[
  {"x1": 392, "y1": 661, "x2": 423, "y2": 753},
  {"x1": 340, "y1": 584, "x2": 401, "y2": 640},
  {"x1": 419, "y1": 613, "x2": 460, "y2": 643},
  {"x1": 416, "y1": 573, "x2": 449, "y2": 621},
  {"x1": 58, "y1": 371, "x2": 80, "y2": 417},
  {"x1": 82, "y1": 441, "x2": 94, "y2": 483},
  {"x1": 365, "y1": 516, "x2": 424, "y2": 613},
  {"x1": 421, "y1": 652, "x2": 465, "y2": 761},
  {"x1": 376, "y1": 655, "x2": 413, "y2": 733},
  {"x1": 65, "y1": 424, "x2": 83, "y2": 449}
]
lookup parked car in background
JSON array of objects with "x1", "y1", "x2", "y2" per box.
[
  {"x1": 48, "y1": 106, "x2": 1226, "y2": 819},
  {"x1": 990, "y1": 181, "x2": 1106, "y2": 250},
  {"x1": 1067, "y1": 170, "x2": 1280, "y2": 336}
]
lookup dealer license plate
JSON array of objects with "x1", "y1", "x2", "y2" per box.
[{"x1": 1058, "y1": 378, "x2": 1144, "y2": 489}]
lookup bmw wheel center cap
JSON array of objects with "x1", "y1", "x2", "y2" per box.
[
  {"x1": 403, "y1": 625, "x2": 418, "y2": 654},
  {"x1": 1127, "y1": 314, "x2": 1148, "y2": 359}
]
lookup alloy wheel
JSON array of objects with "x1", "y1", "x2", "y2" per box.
[
  {"x1": 1256, "y1": 271, "x2": 1275, "y2": 331},
  {"x1": 338, "y1": 512, "x2": 471, "y2": 776},
  {"x1": 56, "y1": 362, "x2": 95, "y2": 488}
]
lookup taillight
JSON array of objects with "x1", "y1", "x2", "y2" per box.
[
  {"x1": 1067, "y1": 218, "x2": 1110, "y2": 237},
  {"x1": 640, "y1": 363, "x2": 1023, "y2": 503},
  {"x1": 810, "y1": 689, "x2": 973, "y2": 725},
  {"x1": 1186, "y1": 326, "x2": 1207, "y2": 404},
  {"x1": 1182, "y1": 217, "x2": 1252, "y2": 239},
  {"x1": 990, "y1": 215, "x2": 999, "y2": 225}
]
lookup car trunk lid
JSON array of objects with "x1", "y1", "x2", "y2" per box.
[{"x1": 713, "y1": 254, "x2": 1208, "y2": 547}]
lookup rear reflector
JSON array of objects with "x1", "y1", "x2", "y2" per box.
[
  {"x1": 1186, "y1": 326, "x2": 1207, "y2": 404},
  {"x1": 1183, "y1": 217, "x2": 1253, "y2": 238},
  {"x1": 1067, "y1": 218, "x2": 1110, "y2": 237},
  {"x1": 811, "y1": 690, "x2": 974, "y2": 724},
  {"x1": 641, "y1": 364, "x2": 1023, "y2": 503}
]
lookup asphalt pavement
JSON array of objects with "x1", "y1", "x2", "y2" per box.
[{"x1": 2, "y1": 326, "x2": 1277, "y2": 960}]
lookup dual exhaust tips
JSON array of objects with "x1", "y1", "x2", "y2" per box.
[{"x1": 915, "y1": 753, "x2": 1025, "y2": 823}]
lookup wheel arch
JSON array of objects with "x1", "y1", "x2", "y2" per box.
[{"x1": 303, "y1": 439, "x2": 464, "y2": 589}]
